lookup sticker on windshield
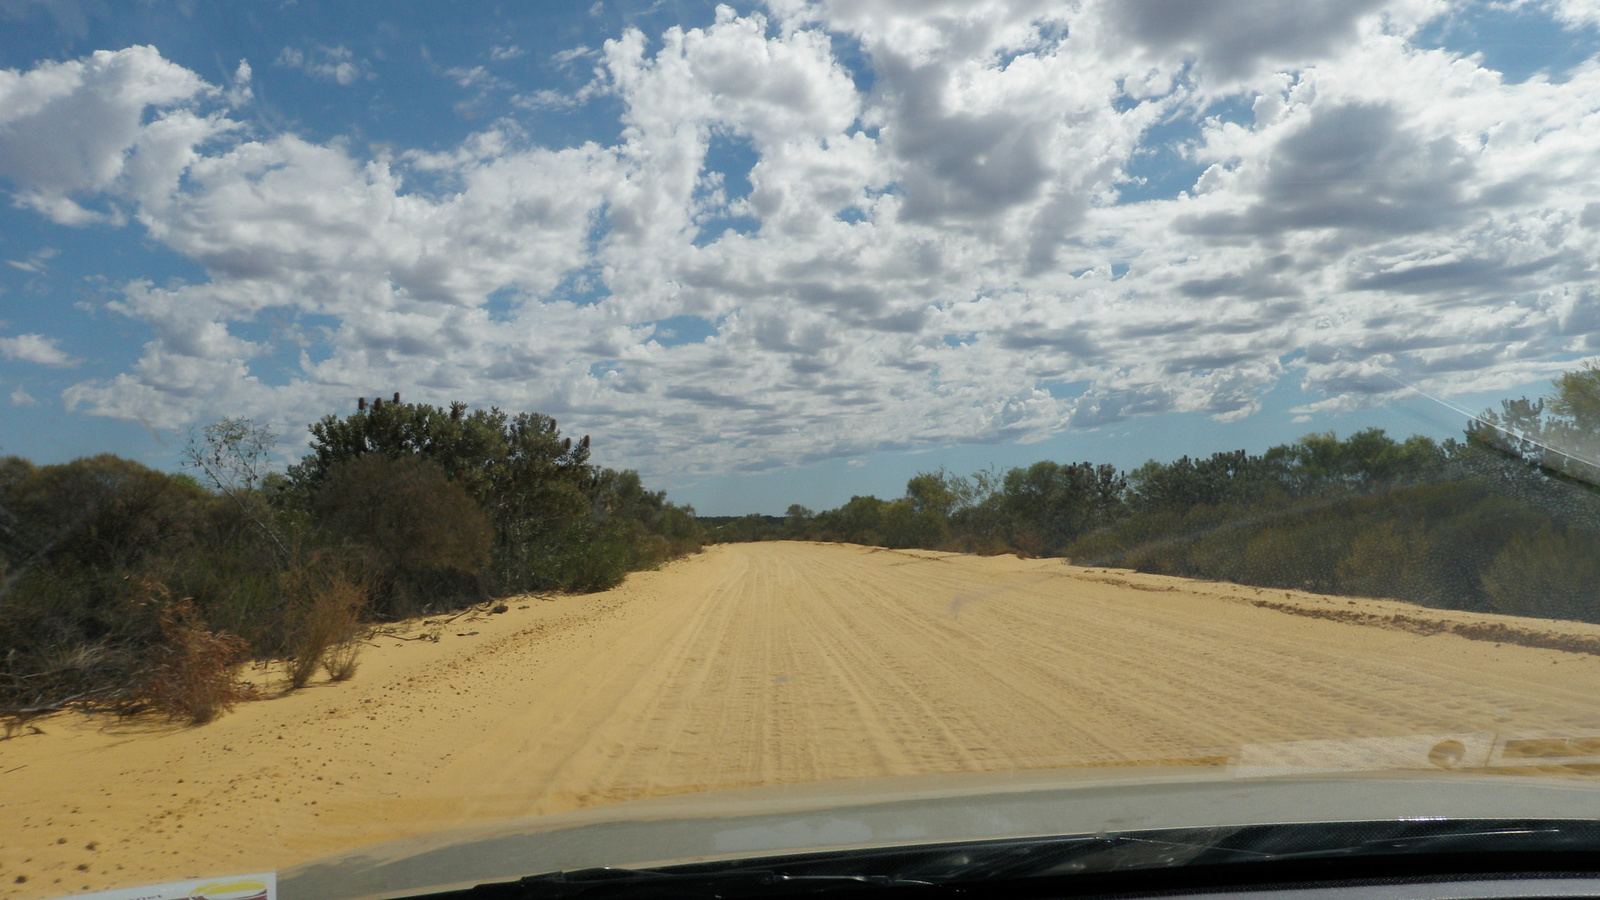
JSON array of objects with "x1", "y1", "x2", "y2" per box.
[{"x1": 50, "y1": 873, "x2": 274, "y2": 900}]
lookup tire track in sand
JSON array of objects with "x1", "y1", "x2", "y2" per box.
[{"x1": 432, "y1": 541, "x2": 1600, "y2": 813}]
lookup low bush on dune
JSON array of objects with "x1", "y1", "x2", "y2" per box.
[
  {"x1": 283, "y1": 558, "x2": 372, "y2": 690},
  {"x1": 134, "y1": 579, "x2": 258, "y2": 725}
]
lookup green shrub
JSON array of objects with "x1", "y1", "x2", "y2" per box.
[
  {"x1": 313, "y1": 455, "x2": 493, "y2": 616},
  {"x1": 1332, "y1": 520, "x2": 1438, "y2": 604},
  {"x1": 1482, "y1": 527, "x2": 1600, "y2": 622},
  {"x1": 493, "y1": 519, "x2": 632, "y2": 593},
  {"x1": 157, "y1": 531, "x2": 290, "y2": 657},
  {"x1": 1, "y1": 455, "x2": 207, "y2": 573}
]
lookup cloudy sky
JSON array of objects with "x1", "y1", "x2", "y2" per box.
[{"x1": 2, "y1": 0, "x2": 1599, "y2": 514}]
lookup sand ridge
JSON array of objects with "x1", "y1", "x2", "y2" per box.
[{"x1": 4, "y1": 541, "x2": 1600, "y2": 898}]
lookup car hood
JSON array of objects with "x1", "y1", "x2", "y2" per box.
[{"x1": 278, "y1": 764, "x2": 1600, "y2": 900}]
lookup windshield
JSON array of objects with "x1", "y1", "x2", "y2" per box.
[{"x1": 5, "y1": 2, "x2": 1600, "y2": 898}]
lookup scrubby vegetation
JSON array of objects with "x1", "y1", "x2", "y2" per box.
[
  {"x1": 714, "y1": 366, "x2": 1600, "y2": 626},
  {"x1": 0, "y1": 400, "x2": 703, "y2": 725},
  {"x1": 10, "y1": 365, "x2": 1600, "y2": 726}
]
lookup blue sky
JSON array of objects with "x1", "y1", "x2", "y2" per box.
[{"x1": 3, "y1": 0, "x2": 1600, "y2": 515}]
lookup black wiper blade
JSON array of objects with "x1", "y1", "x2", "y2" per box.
[
  {"x1": 1233, "y1": 824, "x2": 1571, "y2": 863},
  {"x1": 457, "y1": 834, "x2": 1245, "y2": 900},
  {"x1": 443, "y1": 820, "x2": 1600, "y2": 900},
  {"x1": 469, "y1": 866, "x2": 935, "y2": 900}
]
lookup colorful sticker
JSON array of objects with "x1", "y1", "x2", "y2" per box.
[{"x1": 51, "y1": 872, "x2": 274, "y2": 900}]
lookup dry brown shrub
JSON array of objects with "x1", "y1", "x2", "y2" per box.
[
  {"x1": 135, "y1": 580, "x2": 257, "y2": 725},
  {"x1": 285, "y1": 560, "x2": 370, "y2": 689},
  {"x1": 322, "y1": 632, "x2": 362, "y2": 682}
]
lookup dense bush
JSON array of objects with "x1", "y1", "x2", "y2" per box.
[
  {"x1": 314, "y1": 454, "x2": 494, "y2": 616},
  {"x1": 1, "y1": 454, "x2": 208, "y2": 572},
  {"x1": 0, "y1": 400, "x2": 703, "y2": 723},
  {"x1": 0, "y1": 457, "x2": 213, "y2": 713},
  {"x1": 1001, "y1": 461, "x2": 1126, "y2": 556},
  {"x1": 1482, "y1": 526, "x2": 1600, "y2": 621},
  {"x1": 289, "y1": 400, "x2": 703, "y2": 594},
  {"x1": 724, "y1": 419, "x2": 1600, "y2": 624}
]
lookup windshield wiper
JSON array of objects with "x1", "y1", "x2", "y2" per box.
[
  {"x1": 436, "y1": 820, "x2": 1600, "y2": 900},
  {"x1": 462, "y1": 865, "x2": 937, "y2": 900}
]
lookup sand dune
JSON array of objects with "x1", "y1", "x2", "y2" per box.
[{"x1": 5, "y1": 541, "x2": 1600, "y2": 898}]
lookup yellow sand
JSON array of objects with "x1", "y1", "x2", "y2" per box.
[{"x1": 5, "y1": 541, "x2": 1600, "y2": 898}]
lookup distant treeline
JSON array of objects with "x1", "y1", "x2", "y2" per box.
[
  {"x1": 711, "y1": 367, "x2": 1600, "y2": 626},
  {"x1": 0, "y1": 400, "x2": 703, "y2": 722}
]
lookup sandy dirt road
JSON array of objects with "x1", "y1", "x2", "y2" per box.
[{"x1": 6, "y1": 541, "x2": 1600, "y2": 897}]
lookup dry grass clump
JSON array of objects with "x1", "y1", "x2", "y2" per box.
[
  {"x1": 284, "y1": 560, "x2": 370, "y2": 690},
  {"x1": 322, "y1": 632, "x2": 362, "y2": 682}
]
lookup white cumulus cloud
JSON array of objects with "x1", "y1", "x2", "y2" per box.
[
  {"x1": 0, "y1": 332, "x2": 76, "y2": 366},
  {"x1": 0, "y1": 45, "x2": 218, "y2": 223}
]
